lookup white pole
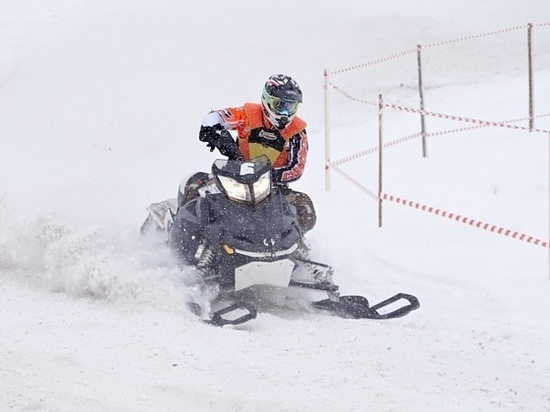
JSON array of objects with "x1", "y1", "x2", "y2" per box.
[
  {"x1": 417, "y1": 44, "x2": 427, "y2": 158},
  {"x1": 324, "y1": 69, "x2": 331, "y2": 191},
  {"x1": 378, "y1": 94, "x2": 384, "y2": 228},
  {"x1": 528, "y1": 23, "x2": 534, "y2": 132}
]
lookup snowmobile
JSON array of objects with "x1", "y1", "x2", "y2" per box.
[{"x1": 141, "y1": 155, "x2": 419, "y2": 326}]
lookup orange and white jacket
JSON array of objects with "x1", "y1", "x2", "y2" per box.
[{"x1": 202, "y1": 103, "x2": 308, "y2": 184}]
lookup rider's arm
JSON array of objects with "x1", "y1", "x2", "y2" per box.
[
  {"x1": 199, "y1": 108, "x2": 245, "y2": 160},
  {"x1": 201, "y1": 107, "x2": 246, "y2": 130},
  {"x1": 272, "y1": 130, "x2": 308, "y2": 184}
]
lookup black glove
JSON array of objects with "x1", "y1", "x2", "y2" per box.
[
  {"x1": 217, "y1": 130, "x2": 243, "y2": 161},
  {"x1": 199, "y1": 125, "x2": 222, "y2": 152},
  {"x1": 199, "y1": 126, "x2": 243, "y2": 161}
]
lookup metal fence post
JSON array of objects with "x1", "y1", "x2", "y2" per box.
[
  {"x1": 528, "y1": 23, "x2": 534, "y2": 132},
  {"x1": 417, "y1": 44, "x2": 428, "y2": 157},
  {"x1": 378, "y1": 94, "x2": 384, "y2": 228},
  {"x1": 324, "y1": 69, "x2": 331, "y2": 191}
]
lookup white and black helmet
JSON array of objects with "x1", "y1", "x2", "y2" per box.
[{"x1": 261, "y1": 74, "x2": 303, "y2": 129}]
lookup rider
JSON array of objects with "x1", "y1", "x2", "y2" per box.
[{"x1": 181, "y1": 74, "x2": 316, "y2": 233}]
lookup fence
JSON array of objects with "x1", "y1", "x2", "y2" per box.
[{"x1": 323, "y1": 22, "x2": 550, "y2": 253}]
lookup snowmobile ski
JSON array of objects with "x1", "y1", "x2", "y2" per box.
[
  {"x1": 204, "y1": 301, "x2": 258, "y2": 327},
  {"x1": 312, "y1": 293, "x2": 419, "y2": 320}
]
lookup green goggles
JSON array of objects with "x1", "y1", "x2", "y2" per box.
[{"x1": 263, "y1": 92, "x2": 300, "y2": 117}]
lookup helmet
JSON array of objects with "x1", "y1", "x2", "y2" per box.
[{"x1": 261, "y1": 74, "x2": 303, "y2": 129}]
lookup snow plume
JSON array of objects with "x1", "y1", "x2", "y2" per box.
[{"x1": 0, "y1": 200, "x2": 195, "y2": 313}]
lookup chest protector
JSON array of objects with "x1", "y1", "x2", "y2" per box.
[{"x1": 237, "y1": 103, "x2": 306, "y2": 167}]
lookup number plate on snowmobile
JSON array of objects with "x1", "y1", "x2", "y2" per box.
[{"x1": 234, "y1": 259, "x2": 295, "y2": 291}]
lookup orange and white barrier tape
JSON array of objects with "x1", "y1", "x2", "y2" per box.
[
  {"x1": 380, "y1": 192, "x2": 549, "y2": 249},
  {"x1": 328, "y1": 23, "x2": 549, "y2": 75},
  {"x1": 423, "y1": 24, "x2": 528, "y2": 49},
  {"x1": 332, "y1": 131, "x2": 422, "y2": 166},
  {"x1": 329, "y1": 48, "x2": 416, "y2": 75},
  {"x1": 332, "y1": 115, "x2": 549, "y2": 167},
  {"x1": 327, "y1": 161, "x2": 549, "y2": 249},
  {"x1": 328, "y1": 82, "x2": 550, "y2": 135},
  {"x1": 329, "y1": 162, "x2": 379, "y2": 201},
  {"x1": 383, "y1": 102, "x2": 550, "y2": 134}
]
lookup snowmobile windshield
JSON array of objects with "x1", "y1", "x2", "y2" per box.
[{"x1": 213, "y1": 156, "x2": 272, "y2": 204}]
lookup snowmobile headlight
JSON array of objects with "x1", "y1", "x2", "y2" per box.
[
  {"x1": 218, "y1": 171, "x2": 271, "y2": 204},
  {"x1": 218, "y1": 175, "x2": 250, "y2": 203},
  {"x1": 251, "y1": 171, "x2": 271, "y2": 203}
]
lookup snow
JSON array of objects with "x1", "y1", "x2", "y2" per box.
[{"x1": 1, "y1": 1, "x2": 550, "y2": 410}]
